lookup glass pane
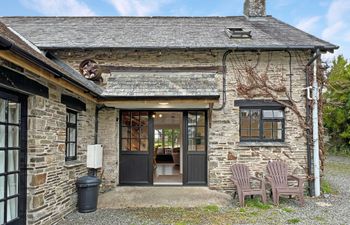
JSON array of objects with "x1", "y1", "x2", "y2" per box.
[
  {"x1": 188, "y1": 127, "x2": 196, "y2": 139},
  {"x1": 7, "y1": 150, "x2": 18, "y2": 172},
  {"x1": 273, "y1": 121, "x2": 282, "y2": 129},
  {"x1": 264, "y1": 122, "x2": 273, "y2": 129},
  {"x1": 122, "y1": 127, "x2": 130, "y2": 139},
  {"x1": 7, "y1": 197, "x2": 18, "y2": 222},
  {"x1": 69, "y1": 143, "x2": 76, "y2": 157},
  {"x1": 8, "y1": 126, "x2": 19, "y2": 147},
  {"x1": 130, "y1": 139, "x2": 139, "y2": 151},
  {"x1": 140, "y1": 112, "x2": 148, "y2": 126},
  {"x1": 131, "y1": 127, "x2": 140, "y2": 139},
  {"x1": 196, "y1": 127, "x2": 205, "y2": 137},
  {"x1": 276, "y1": 130, "x2": 282, "y2": 139},
  {"x1": 122, "y1": 112, "x2": 131, "y2": 126},
  {"x1": 251, "y1": 109, "x2": 260, "y2": 129},
  {"x1": 8, "y1": 102, "x2": 20, "y2": 124},
  {"x1": 196, "y1": 138, "x2": 205, "y2": 151},
  {"x1": 188, "y1": 112, "x2": 196, "y2": 126},
  {"x1": 69, "y1": 112, "x2": 77, "y2": 124},
  {"x1": 241, "y1": 129, "x2": 249, "y2": 138},
  {"x1": 0, "y1": 176, "x2": 4, "y2": 199},
  {"x1": 131, "y1": 112, "x2": 140, "y2": 126},
  {"x1": 140, "y1": 139, "x2": 148, "y2": 151},
  {"x1": 263, "y1": 129, "x2": 273, "y2": 139},
  {"x1": 154, "y1": 129, "x2": 162, "y2": 147},
  {"x1": 122, "y1": 139, "x2": 130, "y2": 151},
  {"x1": 0, "y1": 125, "x2": 5, "y2": 147},
  {"x1": 197, "y1": 112, "x2": 205, "y2": 126},
  {"x1": 0, "y1": 151, "x2": 4, "y2": 173},
  {"x1": 188, "y1": 139, "x2": 195, "y2": 151},
  {"x1": 0, "y1": 99, "x2": 6, "y2": 123},
  {"x1": 7, "y1": 174, "x2": 18, "y2": 197},
  {"x1": 262, "y1": 110, "x2": 273, "y2": 118},
  {"x1": 140, "y1": 127, "x2": 148, "y2": 139},
  {"x1": 240, "y1": 109, "x2": 250, "y2": 130},
  {"x1": 273, "y1": 110, "x2": 284, "y2": 118},
  {"x1": 251, "y1": 129, "x2": 260, "y2": 138},
  {"x1": 68, "y1": 128, "x2": 76, "y2": 142},
  {"x1": 0, "y1": 201, "x2": 3, "y2": 225}
]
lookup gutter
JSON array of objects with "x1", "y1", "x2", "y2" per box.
[
  {"x1": 306, "y1": 48, "x2": 321, "y2": 197},
  {"x1": 0, "y1": 36, "x2": 101, "y2": 97}
]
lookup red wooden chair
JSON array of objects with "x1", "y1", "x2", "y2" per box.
[
  {"x1": 266, "y1": 161, "x2": 305, "y2": 206},
  {"x1": 230, "y1": 164, "x2": 267, "y2": 207}
]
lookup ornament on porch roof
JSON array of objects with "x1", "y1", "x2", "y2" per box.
[{"x1": 79, "y1": 59, "x2": 102, "y2": 81}]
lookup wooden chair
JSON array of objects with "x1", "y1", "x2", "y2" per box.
[
  {"x1": 230, "y1": 164, "x2": 267, "y2": 207},
  {"x1": 266, "y1": 161, "x2": 305, "y2": 206}
]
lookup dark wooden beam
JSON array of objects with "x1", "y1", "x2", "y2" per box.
[
  {"x1": 0, "y1": 66, "x2": 48, "y2": 98},
  {"x1": 100, "y1": 66, "x2": 224, "y2": 73},
  {"x1": 61, "y1": 94, "x2": 86, "y2": 111}
]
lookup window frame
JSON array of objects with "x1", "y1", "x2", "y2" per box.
[
  {"x1": 239, "y1": 106, "x2": 285, "y2": 142},
  {"x1": 65, "y1": 109, "x2": 78, "y2": 161}
]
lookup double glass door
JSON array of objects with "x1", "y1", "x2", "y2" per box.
[{"x1": 0, "y1": 89, "x2": 26, "y2": 225}]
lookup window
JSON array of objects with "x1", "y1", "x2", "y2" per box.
[
  {"x1": 121, "y1": 111, "x2": 149, "y2": 152},
  {"x1": 66, "y1": 110, "x2": 77, "y2": 161},
  {"x1": 188, "y1": 111, "x2": 206, "y2": 151},
  {"x1": 240, "y1": 108, "x2": 284, "y2": 142}
]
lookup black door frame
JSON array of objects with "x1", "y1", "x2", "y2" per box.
[
  {"x1": 119, "y1": 109, "x2": 208, "y2": 186},
  {"x1": 0, "y1": 87, "x2": 27, "y2": 225}
]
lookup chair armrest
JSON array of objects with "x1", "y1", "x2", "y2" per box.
[
  {"x1": 250, "y1": 176, "x2": 266, "y2": 189},
  {"x1": 230, "y1": 177, "x2": 239, "y2": 185},
  {"x1": 288, "y1": 175, "x2": 305, "y2": 188}
]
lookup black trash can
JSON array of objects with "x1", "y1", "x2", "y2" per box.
[{"x1": 76, "y1": 176, "x2": 101, "y2": 213}]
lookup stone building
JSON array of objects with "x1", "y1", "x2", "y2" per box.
[{"x1": 0, "y1": 0, "x2": 338, "y2": 224}]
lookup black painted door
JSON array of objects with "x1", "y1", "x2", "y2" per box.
[
  {"x1": 183, "y1": 111, "x2": 207, "y2": 185},
  {"x1": 119, "y1": 111, "x2": 153, "y2": 185},
  {"x1": 0, "y1": 88, "x2": 27, "y2": 225}
]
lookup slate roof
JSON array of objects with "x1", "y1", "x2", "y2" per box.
[
  {"x1": 0, "y1": 21, "x2": 102, "y2": 95},
  {"x1": 0, "y1": 16, "x2": 337, "y2": 51},
  {"x1": 102, "y1": 72, "x2": 219, "y2": 98}
]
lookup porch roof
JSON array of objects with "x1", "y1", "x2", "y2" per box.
[{"x1": 101, "y1": 72, "x2": 220, "y2": 99}]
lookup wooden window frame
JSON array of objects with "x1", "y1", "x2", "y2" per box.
[
  {"x1": 239, "y1": 107, "x2": 285, "y2": 142},
  {"x1": 65, "y1": 109, "x2": 77, "y2": 161}
]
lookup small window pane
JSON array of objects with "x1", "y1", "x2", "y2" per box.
[
  {"x1": 264, "y1": 122, "x2": 273, "y2": 129},
  {"x1": 276, "y1": 130, "x2": 282, "y2": 139},
  {"x1": 7, "y1": 174, "x2": 18, "y2": 197},
  {"x1": 69, "y1": 112, "x2": 77, "y2": 124},
  {"x1": 8, "y1": 126, "x2": 19, "y2": 147},
  {"x1": 140, "y1": 112, "x2": 148, "y2": 126},
  {"x1": 273, "y1": 121, "x2": 283, "y2": 129},
  {"x1": 0, "y1": 99, "x2": 6, "y2": 123},
  {"x1": 196, "y1": 127, "x2": 205, "y2": 137},
  {"x1": 131, "y1": 127, "x2": 140, "y2": 139},
  {"x1": 140, "y1": 127, "x2": 148, "y2": 139},
  {"x1": 197, "y1": 112, "x2": 205, "y2": 126},
  {"x1": 0, "y1": 176, "x2": 4, "y2": 199},
  {"x1": 130, "y1": 139, "x2": 139, "y2": 151},
  {"x1": 241, "y1": 129, "x2": 249, "y2": 138},
  {"x1": 0, "y1": 201, "x2": 3, "y2": 224},
  {"x1": 7, "y1": 150, "x2": 18, "y2": 172},
  {"x1": 251, "y1": 129, "x2": 260, "y2": 138},
  {"x1": 69, "y1": 143, "x2": 76, "y2": 157},
  {"x1": 140, "y1": 139, "x2": 148, "y2": 151},
  {"x1": 188, "y1": 139, "x2": 195, "y2": 151},
  {"x1": 251, "y1": 110, "x2": 260, "y2": 129},
  {"x1": 273, "y1": 110, "x2": 284, "y2": 118},
  {"x1": 131, "y1": 112, "x2": 140, "y2": 126},
  {"x1": 122, "y1": 127, "x2": 130, "y2": 138},
  {"x1": 68, "y1": 128, "x2": 76, "y2": 142},
  {"x1": 188, "y1": 127, "x2": 196, "y2": 139},
  {"x1": 262, "y1": 110, "x2": 273, "y2": 118},
  {"x1": 0, "y1": 151, "x2": 4, "y2": 173},
  {"x1": 7, "y1": 197, "x2": 18, "y2": 222},
  {"x1": 8, "y1": 102, "x2": 20, "y2": 124},
  {"x1": 122, "y1": 139, "x2": 130, "y2": 151},
  {"x1": 122, "y1": 112, "x2": 131, "y2": 126},
  {"x1": 263, "y1": 129, "x2": 273, "y2": 139},
  {"x1": 196, "y1": 138, "x2": 205, "y2": 151},
  {"x1": 188, "y1": 113, "x2": 196, "y2": 126},
  {"x1": 0, "y1": 125, "x2": 4, "y2": 147}
]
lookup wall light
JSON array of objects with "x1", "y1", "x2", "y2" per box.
[{"x1": 159, "y1": 102, "x2": 169, "y2": 105}]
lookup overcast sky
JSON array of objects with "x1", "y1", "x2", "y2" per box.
[{"x1": 0, "y1": 0, "x2": 347, "y2": 62}]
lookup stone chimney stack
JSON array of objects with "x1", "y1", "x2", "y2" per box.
[{"x1": 244, "y1": 0, "x2": 266, "y2": 17}]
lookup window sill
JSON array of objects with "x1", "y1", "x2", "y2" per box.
[
  {"x1": 238, "y1": 142, "x2": 289, "y2": 147},
  {"x1": 64, "y1": 160, "x2": 85, "y2": 168}
]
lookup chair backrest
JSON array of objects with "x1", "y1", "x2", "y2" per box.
[
  {"x1": 231, "y1": 164, "x2": 251, "y2": 189},
  {"x1": 267, "y1": 161, "x2": 288, "y2": 187}
]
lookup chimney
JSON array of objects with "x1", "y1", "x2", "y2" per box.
[{"x1": 244, "y1": 0, "x2": 266, "y2": 17}]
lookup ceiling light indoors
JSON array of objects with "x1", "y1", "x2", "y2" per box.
[
  {"x1": 159, "y1": 102, "x2": 169, "y2": 105},
  {"x1": 159, "y1": 114, "x2": 163, "y2": 118}
]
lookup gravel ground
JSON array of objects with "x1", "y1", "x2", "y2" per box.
[{"x1": 60, "y1": 156, "x2": 350, "y2": 225}]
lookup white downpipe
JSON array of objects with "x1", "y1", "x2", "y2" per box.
[{"x1": 312, "y1": 57, "x2": 320, "y2": 197}]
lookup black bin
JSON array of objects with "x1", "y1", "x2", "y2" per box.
[{"x1": 76, "y1": 176, "x2": 101, "y2": 213}]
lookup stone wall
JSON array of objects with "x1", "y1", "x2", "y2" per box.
[
  {"x1": 26, "y1": 89, "x2": 95, "y2": 224},
  {"x1": 54, "y1": 49, "x2": 311, "y2": 192}
]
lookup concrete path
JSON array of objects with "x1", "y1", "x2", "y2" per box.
[{"x1": 98, "y1": 186, "x2": 232, "y2": 208}]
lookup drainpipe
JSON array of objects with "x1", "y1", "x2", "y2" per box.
[
  {"x1": 213, "y1": 49, "x2": 233, "y2": 110},
  {"x1": 306, "y1": 49, "x2": 321, "y2": 197}
]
